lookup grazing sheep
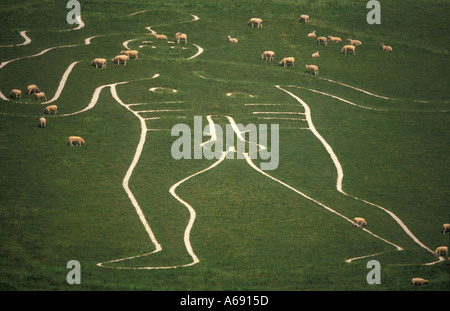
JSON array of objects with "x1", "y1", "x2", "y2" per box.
[
  {"x1": 442, "y1": 223, "x2": 450, "y2": 234},
  {"x1": 10, "y1": 89, "x2": 21, "y2": 99},
  {"x1": 35, "y1": 92, "x2": 47, "y2": 101},
  {"x1": 69, "y1": 136, "x2": 85, "y2": 146},
  {"x1": 261, "y1": 51, "x2": 275, "y2": 61},
  {"x1": 411, "y1": 278, "x2": 428, "y2": 286},
  {"x1": 111, "y1": 55, "x2": 129, "y2": 65},
  {"x1": 299, "y1": 14, "x2": 309, "y2": 24},
  {"x1": 347, "y1": 38, "x2": 362, "y2": 46},
  {"x1": 305, "y1": 64, "x2": 319, "y2": 76},
  {"x1": 308, "y1": 30, "x2": 317, "y2": 38},
  {"x1": 381, "y1": 43, "x2": 393, "y2": 52},
  {"x1": 91, "y1": 58, "x2": 107, "y2": 68},
  {"x1": 175, "y1": 32, "x2": 188, "y2": 44},
  {"x1": 227, "y1": 35, "x2": 238, "y2": 43},
  {"x1": 353, "y1": 217, "x2": 367, "y2": 228},
  {"x1": 152, "y1": 33, "x2": 168, "y2": 40},
  {"x1": 279, "y1": 57, "x2": 295, "y2": 67},
  {"x1": 43, "y1": 105, "x2": 58, "y2": 115},
  {"x1": 39, "y1": 117, "x2": 46, "y2": 128},
  {"x1": 27, "y1": 84, "x2": 40, "y2": 95},
  {"x1": 248, "y1": 18, "x2": 263, "y2": 28},
  {"x1": 317, "y1": 36, "x2": 327, "y2": 46},
  {"x1": 327, "y1": 35, "x2": 342, "y2": 43},
  {"x1": 120, "y1": 50, "x2": 139, "y2": 59},
  {"x1": 312, "y1": 50, "x2": 320, "y2": 58},
  {"x1": 341, "y1": 45, "x2": 356, "y2": 55},
  {"x1": 434, "y1": 246, "x2": 448, "y2": 256}
]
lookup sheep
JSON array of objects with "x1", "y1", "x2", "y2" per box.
[
  {"x1": 227, "y1": 35, "x2": 238, "y2": 43},
  {"x1": 121, "y1": 50, "x2": 139, "y2": 59},
  {"x1": 10, "y1": 89, "x2": 21, "y2": 100},
  {"x1": 69, "y1": 136, "x2": 85, "y2": 146},
  {"x1": 111, "y1": 55, "x2": 129, "y2": 65},
  {"x1": 43, "y1": 105, "x2": 58, "y2": 115},
  {"x1": 261, "y1": 51, "x2": 275, "y2": 61},
  {"x1": 175, "y1": 32, "x2": 188, "y2": 44},
  {"x1": 312, "y1": 50, "x2": 320, "y2": 58},
  {"x1": 381, "y1": 43, "x2": 393, "y2": 52},
  {"x1": 299, "y1": 14, "x2": 309, "y2": 24},
  {"x1": 35, "y1": 92, "x2": 47, "y2": 101},
  {"x1": 442, "y1": 223, "x2": 450, "y2": 234},
  {"x1": 39, "y1": 117, "x2": 46, "y2": 128},
  {"x1": 353, "y1": 217, "x2": 367, "y2": 228},
  {"x1": 152, "y1": 34, "x2": 168, "y2": 40},
  {"x1": 434, "y1": 246, "x2": 448, "y2": 256},
  {"x1": 279, "y1": 57, "x2": 295, "y2": 67},
  {"x1": 308, "y1": 30, "x2": 316, "y2": 38},
  {"x1": 317, "y1": 36, "x2": 327, "y2": 46},
  {"x1": 248, "y1": 18, "x2": 263, "y2": 28},
  {"x1": 327, "y1": 35, "x2": 342, "y2": 43},
  {"x1": 305, "y1": 64, "x2": 319, "y2": 76},
  {"x1": 411, "y1": 278, "x2": 429, "y2": 286},
  {"x1": 347, "y1": 38, "x2": 362, "y2": 46},
  {"x1": 27, "y1": 84, "x2": 40, "y2": 95},
  {"x1": 341, "y1": 45, "x2": 356, "y2": 55},
  {"x1": 91, "y1": 58, "x2": 107, "y2": 68}
]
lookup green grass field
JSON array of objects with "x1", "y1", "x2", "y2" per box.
[{"x1": 0, "y1": 0, "x2": 449, "y2": 291}]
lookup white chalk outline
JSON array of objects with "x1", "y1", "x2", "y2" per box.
[
  {"x1": 0, "y1": 30, "x2": 31, "y2": 47},
  {"x1": 276, "y1": 85, "x2": 443, "y2": 265},
  {"x1": 42, "y1": 61, "x2": 80, "y2": 104},
  {"x1": 128, "y1": 10, "x2": 148, "y2": 16},
  {"x1": 62, "y1": 15, "x2": 85, "y2": 32}
]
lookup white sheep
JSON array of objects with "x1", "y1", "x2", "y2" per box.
[
  {"x1": 35, "y1": 92, "x2": 47, "y2": 101},
  {"x1": 43, "y1": 105, "x2": 58, "y2": 115},
  {"x1": 299, "y1": 14, "x2": 309, "y2": 24},
  {"x1": 227, "y1": 35, "x2": 238, "y2": 43},
  {"x1": 27, "y1": 84, "x2": 40, "y2": 95},
  {"x1": 261, "y1": 51, "x2": 275, "y2": 61},
  {"x1": 341, "y1": 45, "x2": 356, "y2": 55},
  {"x1": 442, "y1": 223, "x2": 450, "y2": 234},
  {"x1": 111, "y1": 55, "x2": 129, "y2": 65},
  {"x1": 69, "y1": 136, "x2": 85, "y2": 146},
  {"x1": 175, "y1": 32, "x2": 188, "y2": 44},
  {"x1": 279, "y1": 57, "x2": 295, "y2": 67},
  {"x1": 39, "y1": 117, "x2": 46, "y2": 128},
  {"x1": 120, "y1": 50, "x2": 139, "y2": 59},
  {"x1": 347, "y1": 38, "x2": 362, "y2": 46},
  {"x1": 152, "y1": 33, "x2": 168, "y2": 40},
  {"x1": 353, "y1": 217, "x2": 367, "y2": 228},
  {"x1": 10, "y1": 89, "x2": 21, "y2": 99},
  {"x1": 317, "y1": 36, "x2": 327, "y2": 46},
  {"x1": 91, "y1": 58, "x2": 107, "y2": 68},
  {"x1": 305, "y1": 64, "x2": 319, "y2": 76},
  {"x1": 411, "y1": 278, "x2": 428, "y2": 286},
  {"x1": 327, "y1": 35, "x2": 342, "y2": 43},
  {"x1": 248, "y1": 18, "x2": 263, "y2": 28},
  {"x1": 434, "y1": 246, "x2": 448, "y2": 256},
  {"x1": 308, "y1": 30, "x2": 316, "y2": 38},
  {"x1": 312, "y1": 50, "x2": 320, "y2": 58},
  {"x1": 381, "y1": 43, "x2": 393, "y2": 52}
]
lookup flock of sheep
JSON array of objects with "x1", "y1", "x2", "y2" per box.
[
  {"x1": 229, "y1": 15, "x2": 393, "y2": 76},
  {"x1": 10, "y1": 84, "x2": 47, "y2": 102},
  {"x1": 8, "y1": 31, "x2": 189, "y2": 146},
  {"x1": 8, "y1": 83, "x2": 80, "y2": 145}
]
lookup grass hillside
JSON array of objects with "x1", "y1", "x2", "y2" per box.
[{"x1": 0, "y1": 0, "x2": 448, "y2": 291}]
